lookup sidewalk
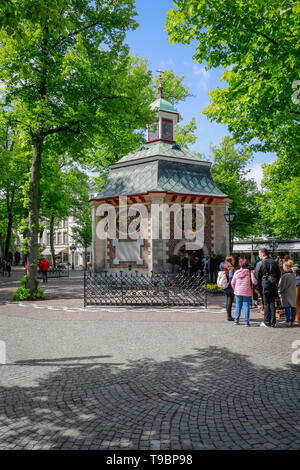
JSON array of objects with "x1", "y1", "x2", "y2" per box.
[{"x1": 0, "y1": 270, "x2": 265, "y2": 323}]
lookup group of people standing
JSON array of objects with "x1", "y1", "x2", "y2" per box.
[
  {"x1": 221, "y1": 248, "x2": 300, "y2": 327},
  {"x1": 180, "y1": 251, "x2": 220, "y2": 282},
  {"x1": 0, "y1": 258, "x2": 12, "y2": 277}
]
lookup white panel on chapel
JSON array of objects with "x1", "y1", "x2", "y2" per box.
[{"x1": 113, "y1": 238, "x2": 144, "y2": 265}]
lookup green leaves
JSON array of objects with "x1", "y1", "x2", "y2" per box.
[
  {"x1": 166, "y1": 0, "x2": 300, "y2": 156},
  {"x1": 174, "y1": 117, "x2": 197, "y2": 149},
  {"x1": 260, "y1": 154, "x2": 300, "y2": 238},
  {"x1": 209, "y1": 136, "x2": 263, "y2": 238}
]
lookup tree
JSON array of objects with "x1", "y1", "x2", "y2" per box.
[
  {"x1": 0, "y1": 0, "x2": 155, "y2": 295},
  {"x1": 0, "y1": 113, "x2": 29, "y2": 259},
  {"x1": 260, "y1": 154, "x2": 300, "y2": 238},
  {"x1": 166, "y1": 1, "x2": 300, "y2": 156},
  {"x1": 71, "y1": 202, "x2": 92, "y2": 269},
  {"x1": 40, "y1": 152, "x2": 89, "y2": 267},
  {"x1": 208, "y1": 137, "x2": 263, "y2": 238},
  {"x1": 174, "y1": 117, "x2": 197, "y2": 149}
]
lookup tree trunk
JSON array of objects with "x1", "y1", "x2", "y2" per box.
[
  {"x1": 49, "y1": 212, "x2": 56, "y2": 268},
  {"x1": 84, "y1": 246, "x2": 88, "y2": 269},
  {"x1": 26, "y1": 135, "x2": 44, "y2": 294},
  {"x1": 4, "y1": 190, "x2": 15, "y2": 260},
  {"x1": 4, "y1": 213, "x2": 13, "y2": 260}
]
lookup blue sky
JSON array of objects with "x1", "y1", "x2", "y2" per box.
[{"x1": 126, "y1": 0, "x2": 276, "y2": 186}]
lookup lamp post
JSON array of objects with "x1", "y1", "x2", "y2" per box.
[
  {"x1": 224, "y1": 207, "x2": 236, "y2": 255},
  {"x1": 269, "y1": 236, "x2": 278, "y2": 259},
  {"x1": 70, "y1": 243, "x2": 76, "y2": 270}
]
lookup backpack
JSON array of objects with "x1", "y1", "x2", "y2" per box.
[
  {"x1": 261, "y1": 259, "x2": 278, "y2": 292},
  {"x1": 217, "y1": 271, "x2": 229, "y2": 289}
]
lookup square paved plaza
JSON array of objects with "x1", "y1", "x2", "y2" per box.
[{"x1": 0, "y1": 272, "x2": 299, "y2": 450}]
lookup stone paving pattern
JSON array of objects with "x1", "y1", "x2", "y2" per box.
[{"x1": 0, "y1": 270, "x2": 299, "y2": 450}]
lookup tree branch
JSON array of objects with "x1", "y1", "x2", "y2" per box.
[
  {"x1": 288, "y1": 110, "x2": 300, "y2": 116},
  {"x1": 43, "y1": 121, "x2": 81, "y2": 137}
]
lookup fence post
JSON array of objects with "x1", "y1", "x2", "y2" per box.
[
  {"x1": 120, "y1": 271, "x2": 124, "y2": 304},
  {"x1": 83, "y1": 269, "x2": 86, "y2": 307},
  {"x1": 166, "y1": 272, "x2": 170, "y2": 306}
]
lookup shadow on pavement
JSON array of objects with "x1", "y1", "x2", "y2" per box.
[{"x1": 0, "y1": 346, "x2": 299, "y2": 450}]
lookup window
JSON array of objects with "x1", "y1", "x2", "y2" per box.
[
  {"x1": 148, "y1": 121, "x2": 158, "y2": 141},
  {"x1": 63, "y1": 232, "x2": 68, "y2": 244},
  {"x1": 162, "y1": 118, "x2": 173, "y2": 140},
  {"x1": 47, "y1": 233, "x2": 50, "y2": 245},
  {"x1": 57, "y1": 232, "x2": 62, "y2": 244}
]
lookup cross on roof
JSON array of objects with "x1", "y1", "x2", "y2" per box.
[{"x1": 156, "y1": 68, "x2": 164, "y2": 98}]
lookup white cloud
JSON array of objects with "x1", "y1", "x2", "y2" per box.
[
  {"x1": 192, "y1": 64, "x2": 211, "y2": 91},
  {"x1": 247, "y1": 164, "x2": 264, "y2": 188},
  {"x1": 159, "y1": 58, "x2": 175, "y2": 68}
]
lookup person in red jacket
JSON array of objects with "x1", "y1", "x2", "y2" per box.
[{"x1": 39, "y1": 258, "x2": 50, "y2": 284}]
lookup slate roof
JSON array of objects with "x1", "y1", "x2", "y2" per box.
[
  {"x1": 118, "y1": 140, "x2": 205, "y2": 164},
  {"x1": 93, "y1": 159, "x2": 228, "y2": 200}
]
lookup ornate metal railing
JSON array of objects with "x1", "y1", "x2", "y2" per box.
[
  {"x1": 84, "y1": 271, "x2": 207, "y2": 307},
  {"x1": 38, "y1": 267, "x2": 69, "y2": 279}
]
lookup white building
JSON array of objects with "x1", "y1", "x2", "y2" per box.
[{"x1": 39, "y1": 216, "x2": 92, "y2": 269}]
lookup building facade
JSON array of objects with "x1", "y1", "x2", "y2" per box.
[
  {"x1": 89, "y1": 91, "x2": 232, "y2": 273},
  {"x1": 39, "y1": 216, "x2": 91, "y2": 268}
]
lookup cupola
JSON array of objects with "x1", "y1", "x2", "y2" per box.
[{"x1": 146, "y1": 74, "x2": 181, "y2": 144}]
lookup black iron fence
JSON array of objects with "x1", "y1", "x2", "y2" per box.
[
  {"x1": 38, "y1": 267, "x2": 69, "y2": 279},
  {"x1": 84, "y1": 271, "x2": 207, "y2": 307}
]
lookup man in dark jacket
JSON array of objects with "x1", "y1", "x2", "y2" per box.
[
  {"x1": 210, "y1": 254, "x2": 218, "y2": 283},
  {"x1": 181, "y1": 253, "x2": 190, "y2": 275},
  {"x1": 255, "y1": 248, "x2": 281, "y2": 328}
]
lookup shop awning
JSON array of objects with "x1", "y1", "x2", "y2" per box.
[
  {"x1": 233, "y1": 241, "x2": 300, "y2": 253},
  {"x1": 41, "y1": 247, "x2": 66, "y2": 256}
]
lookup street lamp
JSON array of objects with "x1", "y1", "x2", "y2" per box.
[
  {"x1": 70, "y1": 243, "x2": 76, "y2": 270},
  {"x1": 224, "y1": 207, "x2": 236, "y2": 255},
  {"x1": 269, "y1": 236, "x2": 278, "y2": 259}
]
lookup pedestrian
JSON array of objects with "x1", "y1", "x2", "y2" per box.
[
  {"x1": 2, "y1": 260, "x2": 7, "y2": 276},
  {"x1": 255, "y1": 248, "x2": 281, "y2": 328},
  {"x1": 0, "y1": 258, "x2": 4, "y2": 276},
  {"x1": 279, "y1": 260, "x2": 297, "y2": 326},
  {"x1": 181, "y1": 252, "x2": 190, "y2": 276},
  {"x1": 191, "y1": 257, "x2": 202, "y2": 275},
  {"x1": 293, "y1": 266, "x2": 300, "y2": 287},
  {"x1": 219, "y1": 257, "x2": 225, "y2": 271},
  {"x1": 223, "y1": 256, "x2": 235, "y2": 322},
  {"x1": 210, "y1": 254, "x2": 218, "y2": 284},
  {"x1": 39, "y1": 257, "x2": 50, "y2": 284},
  {"x1": 232, "y1": 259, "x2": 258, "y2": 326},
  {"x1": 253, "y1": 254, "x2": 261, "y2": 269},
  {"x1": 6, "y1": 259, "x2": 11, "y2": 277},
  {"x1": 202, "y1": 255, "x2": 210, "y2": 279},
  {"x1": 293, "y1": 267, "x2": 300, "y2": 322}
]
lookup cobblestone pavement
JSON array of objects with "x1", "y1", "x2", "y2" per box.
[{"x1": 0, "y1": 273, "x2": 300, "y2": 450}]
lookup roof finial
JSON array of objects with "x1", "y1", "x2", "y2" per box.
[{"x1": 156, "y1": 68, "x2": 164, "y2": 98}]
